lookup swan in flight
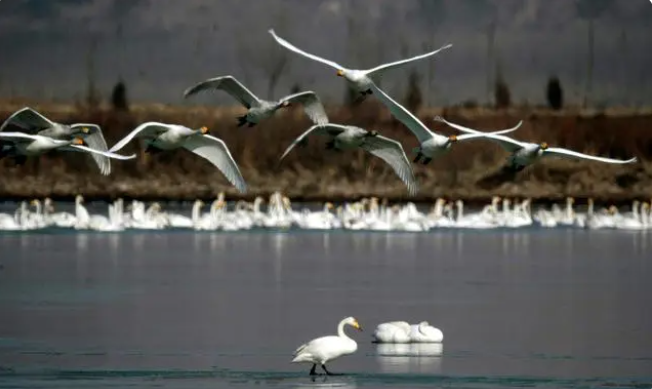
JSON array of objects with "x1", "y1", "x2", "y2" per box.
[
  {"x1": 279, "y1": 110, "x2": 418, "y2": 195},
  {"x1": 108, "y1": 122, "x2": 247, "y2": 193},
  {"x1": 0, "y1": 107, "x2": 112, "y2": 174},
  {"x1": 269, "y1": 29, "x2": 452, "y2": 96},
  {"x1": 0, "y1": 132, "x2": 135, "y2": 172},
  {"x1": 369, "y1": 83, "x2": 522, "y2": 164},
  {"x1": 292, "y1": 316, "x2": 362, "y2": 376},
  {"x1": 183, "y1": 75, "x2": 327, "y2": 128},
  {"x1": 435, "y1": 116, "x2": 638, "y2": 171}
]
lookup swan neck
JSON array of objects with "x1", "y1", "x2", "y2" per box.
[{"x1": 337, "y1": 320, "x2": 351, "y2": 340}]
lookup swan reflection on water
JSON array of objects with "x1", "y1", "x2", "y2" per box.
[
  {"x1": 375, "y1": 343, "x2": 443, "y2": 374},
  {"x1": 293, "y1": 375, "x2": 357, "y2": 389}
]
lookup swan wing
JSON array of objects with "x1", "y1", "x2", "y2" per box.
[
  {"x1": 360, "y1": 135, "x2": 418, "y2": 196},
  {"x1": 435, "y1": 115, "x2": 523, "y2": 136},
  {"x1": 279, "y1": 124, "x2": 345, "y2": 161},
  {"x1": 109, "y1": 122, "x2": 171, "y2": 152},
  {"x1": 543, "y1": 147, "x2": 638, "y2": 164},
  {"x1": 70, "y1": 123, "x2": 111, "y2": 175},
  {"x1": 183, "y1": 75, "x2": 261, "y2": 109},
  {"x1": 364, "y1": 43, "x2": 452, "y2": 76},
  {"x1": 0, "y1": 107, "x2": 55, "y2": 133},
  {"x1": 293, "y1": 336, "x2": 348, "y2": 358},
  {"x1": 268, "y1": 29, "x2": 346, "y2": 71},
  {"x1": 182, "y1": 135, "x2": 248, "y2": 193},
  {"x1": 0, "y1": 132, "x2": 41, "y2": 142},
  {"x1": 457, "y1": 132, "x2": 525, "y2": 153},
  {"x1": 64, "y1": 145, "x2": 136, "y2": 160},
  {"x1": 279, "y1": 91, "x2": 328, "y2": 125},
  {"x1": 369, "y1": 82, "x2": 433, "y2": 144}
]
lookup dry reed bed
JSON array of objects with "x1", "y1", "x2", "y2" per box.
[{"x1": 0, "y1": 101, "x2": 651, "y2": 205}]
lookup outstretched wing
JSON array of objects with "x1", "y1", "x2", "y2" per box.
[
  {"x1": 0, "y1": 107, "x2": 54, "y2": 133},
  {"x1": 369, "y1": 82, "x2": 433, "y2": 144},
  {"x1": 70, "y1": 123, "x2": 111, "y2": 175},
  {"x1": 268, "y1": 29, "x2": 347, "y2": 71},
  {"x1": 0, "y1": 131, "x2": 41, "y2": 143},
  {"x1": 543, "y1": 147, "x2": 638, "y2": 164},
  {"x1": 183, "y1": 75, "x2": 261, "y2": 109},
  {"x1": 279, "y1": 91, "x2": 328, "y2": 125},
  {"x1": 360, "y1": 135, "x2": 419, "y2": 196},
  {"x1": 182, "y1": 135, "x2": 248, "y2": 193},
  {"x1": 364, "y1": 44, "x2": 452, "y2": 76},
  {"x1": 109, "y1": 122, "x2": 171, "y2": 153},
  {"x1": 279, "y1": 124, "x2": 346, "y2": 161},
  {"x1": 434, "y1": 115, "x2": 523, "y2": 136}
]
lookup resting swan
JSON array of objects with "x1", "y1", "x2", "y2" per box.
[
  {"x1": 292, "y1": 316, "x2": 362, "y2": 376},
  {"x1": 409, "y1": 321, "x2": 444, "y2": 343},
  {"x1": 373, "y1": 321, "x2": 443, "y2": 343}
]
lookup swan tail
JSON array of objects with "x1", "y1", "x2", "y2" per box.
[{"x1": 291, "y1": 352, "x2": 313, "y2": 363}]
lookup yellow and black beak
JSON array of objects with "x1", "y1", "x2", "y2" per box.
[
  {"x1": 200, "y1": 126, "x2": 209, "y2": 135},
  {"x1": 448, "y1": 134, "x2": 458, "y2": 142},
  {"x1": 82, "y1": 127, "x2": 90, "y2": 134},
  {"x1": 540, "y1": 142, "x2": 549, "y2": 150},
  {"x1": 352, "y1": 320, "x2": 363, "y2": 331},
  {"x1": 336, "y1": 69, "x2": 345, "y2": 77}
]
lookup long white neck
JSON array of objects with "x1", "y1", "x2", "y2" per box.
[
  {"x1": 456, "y1": 201, "x2": 463, "y2": 221},
  {"x1": 192, "y1": 201, "x2": 202, "y2": 222},
  {"x1": 588, "y1": 200, "x2": 594, "y2": 217},
  {"x1": 33, "y1": 201, "x2": 42, "y2": 216},
  {"x1": 632, "y1": 202, "x2": 639, "y2": 218},
  {"x1": 337, "y1": 319, "x2": 351, "y2": 340},
  {"x1": 566, "y1": 199, "x2": 573, "y2": 218}
]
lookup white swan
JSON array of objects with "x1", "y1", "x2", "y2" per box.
[
  {"x1": 269, "y1": 29, "x2": 451, "y2": 96},
  {"x1": 279, "y1": 113, "x2": 418, "y2": 195},
  {"x1": 108, "y1": 122, "x2": 247, "y2": 193},
  {"x1": 373, "y1": 321, "x2": 412, "y2": 343},
  {"x1": 292, "y1": 316, "x2": 362, "y2": 376},
  {"x1": 42, "y1": 198, "x2": 76, "y2": 228},
  {"x1": 369, "y1": 84, "x2": 522, "y2": 165},
  {"x1": 409, "y1": 321, "x2": 444, "y2": 343},
  {"x1": 0, "y1": 132, "x2": 135, "y2": 173},
  {"x1": 183, "y1": 75, "x2": 327, "y2": 127},
  {"x1": 435, "y1": 118, "x2": 637, "y2": 171}
]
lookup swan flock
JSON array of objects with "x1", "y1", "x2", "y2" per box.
[{"x1": 0, "y1": 30, "x2": 637, "y2": 195}]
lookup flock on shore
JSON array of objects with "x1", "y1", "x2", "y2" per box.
[
  {"x1": 0, "y1": 30, "x2": 637, "y2": 197},
  {"x1": 1, "y1": 192, "x2": 650, "y2": 232},
  {"x1": 0, "y1": 28, "x2": 645, "y2": 376}
]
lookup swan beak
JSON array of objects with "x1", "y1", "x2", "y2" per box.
[
  {"x1": 200, "y1": 126, "x2": 209, "y2": 135},
  {"x1": 336, "y1": 69, "x2": 344, "y2": 77},
  {"x1": 448, "y1": 134, "x2": 458, "y2": 142},
  {"x1": 73, "y1": 137, "x2": 85, "y2": 145},
  {"x1": 82, "y1": 127, "x2": 90, "y2": 134},
  {"x1": 352, "y1": 320, "x2": 363, "y2": 331},
  {"x1": 30, "y1": 199, "x2": 38, "y2": 206},
  {"x1": 539, "y1": 142, "x2": 549, "y2": 150}
]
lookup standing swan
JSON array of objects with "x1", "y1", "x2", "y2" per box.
[
  {"x1": 108, "y1": 122, "x2": 247, "y2": 193},
  {"x1": 292, "y1": 316, "x2": 363, "y2": 376}
]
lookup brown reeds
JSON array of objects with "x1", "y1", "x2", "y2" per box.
[{"x1": 0, "y1": 100, "x2": 651, "y2": 205}]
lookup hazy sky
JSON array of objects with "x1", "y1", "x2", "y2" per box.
[{"x1": 0, "y1": 0, "x2": 650, "y2": 107}]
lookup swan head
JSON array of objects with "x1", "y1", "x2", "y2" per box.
[
  {"x1": 539, "y1": 142, "x2": 549, "y2": 150},
  {"x1": 608, "y1": 205, "x2": 617, "y2": 215},
  {"x1": 199, "y1": 126, "x2": 209, "y2": 135},
  {"x1": 72, "y1": 137, "x2": 85, "y2": 146},
  {"x1": 448, "y1": 134, "x2": 458, "y2": 143},
  {"x1": 76, "y1": 194, "x2": 84, "y2": 203},
  {"x1": 325, "y1": 202, "x2": 334, "y2": 210},
  {"x1": 344, "y1": 317, "x2": 363, "y2": 331},
  {"x1": 29, "y1": 199, "x2": 40, "y2": 207},
  {"x1": 81, "y1": 127, "x2": 90, "y2": 134},
  {"x1": 336, "y1": 69, "x2": 345, "y2": 77},
  {"x1": 279, "y1": 100, "x2": 291, "y2": 108},
  {"x1": 365, "y1": 130, "x2": 378, "y2": 137}
]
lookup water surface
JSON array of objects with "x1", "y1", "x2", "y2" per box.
[{"x1": 0, "y1": 230, "x2": 651, "y2": 388}]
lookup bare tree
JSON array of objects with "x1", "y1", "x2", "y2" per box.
[{"x1": 575, "y1": 0, "x2": 612, "y2": 107}]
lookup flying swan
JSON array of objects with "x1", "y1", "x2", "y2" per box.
[
  {"x1": 183, "y1": 75, "x2": 327, "y2": 128},
  {"x1": 279, "y1": 111, "x2": 418, "y2": 195},
  {"x1": 434, "y1": 116, "x2": 638, "y2": 171},
  {"x1": 0, "y1": 107, "x2": 112, "y2": 174},
  {"x1": 108, "y1": 122, "x2": 247, "y2": 193},
  {"x1": 0, "y1": 132, "x2": 135, "y2": 172},
  {"x1": 269, "y1": 29, "x2": 452, "y2": 96},
  {"x1": 369, "y1": 82, "x2": 523, "y2": 164},
  {"x1": 292, "y1": 316, "x2": 363, "y2": 376}
]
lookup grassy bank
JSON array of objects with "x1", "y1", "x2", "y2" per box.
[{"x1": 1, "y1": 100, "x2": 651, "y2": 204}]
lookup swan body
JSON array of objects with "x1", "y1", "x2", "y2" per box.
[
  {"x1": 183, "y1": 75, "x2": 327, "y2": 127},
  {"x1": 292, "y1": 316, "x2": 362, "y2": 375},
  {"x1": 109, "y1": 122, "x2": 247, "y2": 193},
  {"x1": 0, "y1": 107, "x2": 113, "y2": 174},
  {"x1": 373, "y1": 321, "x2": 412, "y2": 343},
  {"x1": 269, "y1": 29, "x2": 451, "y2": 96},
  {"x1": 369, "y1": 84, "x2": 522, "y2": 165},
  {"x1": 409, "y1": 321, "x2": 444, "y2": 343}
]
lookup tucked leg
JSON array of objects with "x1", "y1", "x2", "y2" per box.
[
  {"x1": 144, "y1": 144, "x2": 162, "y2": 154},
  {"x1": 413, "y1": 153, "x2": 422, "y2": 163},
  {"x1": 237, "y1": 116, "x2": 248, "y2": 127}
]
